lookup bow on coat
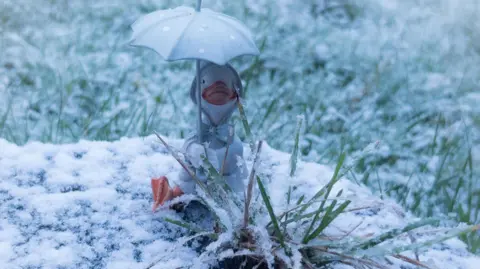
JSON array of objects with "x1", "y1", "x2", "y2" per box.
[{"x1": 200, "y1": 123, "x2": 234, "y2": 145}]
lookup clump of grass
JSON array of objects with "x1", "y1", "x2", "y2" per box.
[{"x1": 148, "y1": 113, "x2": 478, "y2": 269}]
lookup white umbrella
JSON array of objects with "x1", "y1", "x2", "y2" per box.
[{"x1": 130, "y1": 0, "x2": 259, "y2": 142}]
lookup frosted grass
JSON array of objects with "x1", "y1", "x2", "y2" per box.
[{"x1": 1, "y1": 0, "x2": 479, "y2": 251}]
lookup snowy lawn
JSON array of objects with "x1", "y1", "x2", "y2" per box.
[
  {"x1": 1, "y1": 0, "x2": 480, "y2": 254},
  {"x1": 0, "y1": 136, "x2": 479, "y2": 268}
]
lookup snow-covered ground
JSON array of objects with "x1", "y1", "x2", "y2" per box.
[
  {"x1": 1, "y1": 0, "x2": 479, "y2": 227},
  {"x1": 0, "y1": 136, "x2": 478, "y2": 268},
  {"x1": 1, "y1": 0, "x2": 480, "y2": 259}
]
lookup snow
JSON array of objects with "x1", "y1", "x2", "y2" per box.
[
  {"x1": 1, "y1": 0, "x2": 480, "y2": 266},
  {"x1": 1, "y1": 0, "x2": 479, "y2": 227},
  {"x1": 1, "y1": 136, "x2": 479, "y2": 268}
]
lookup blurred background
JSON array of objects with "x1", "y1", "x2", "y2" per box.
[{"x1": 1, "y1": 0, "x2": 479, "y2": 252}]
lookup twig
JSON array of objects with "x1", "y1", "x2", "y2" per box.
[
  {"x1": 344, "y1": 205, "x2": 377, "y2": 213},
  {"x1": 244, "y1": 141, "x2": 263, "y2": 228},
  {"x1": 392, "y1": 254, "x2": 432, "y2": 269},
  {"x1": 338, "y1": 220, "x2": 364, "y2": 240},
  {"x1": 307, "y1": 246, "x2": 388, "y2": 269}
]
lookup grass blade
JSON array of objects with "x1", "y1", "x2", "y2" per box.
[
  {"x1": 236, "y1": 98, "x2": 255, "y2": 153},
  {"x1": 256, "y1": 175, "x2": 287, "y2": 252},
  {"x1": 220, "y1": 125, "x2": 234, "y2": 177},
  {"x1": 349, "y1": 218, "x2": 440, "y2": 253},
  {"x1": 163, "y1": 217, "x2": 204, "y2": 234},
  {"x1": 296, "y1": 195, "x2": 305, "y2": 205},
  {"x1": 283, "y1": 116, "x2": 303, "y2": 234},
  {"x1": 289, "y1": 115, "x2": 303, "y2": 177},
  {"x1": 282, "y1": 206, "x2": 326, "y2": 226},
  {"x1": 200, "y1": 153, "x2": 232, "y2": 194},
  {"x1": 303, "y1": 200, "x2": 351, "y2": 244},
  {"x1": 268, "y1": 197, "x2": 348, "y2": 228},
  {"x1": 363, "y1": 224, "x2": 480, "y2": 257},
  {"x1": 283, "y1": 186, "x2": 292, "y2": 234},
  {"x1": 300, "y1": 153, "x2": 346, "y2": 239},
  {"x1": 244, "y1": 141, "x2": 263, "y2": 228},
  {"x1": 297, "y1": 153, "x2": 346, "y2": 217}
]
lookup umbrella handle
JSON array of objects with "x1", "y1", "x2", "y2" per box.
[
  {"x1": 195, "y1": 0, "x2": 202, "y2": 142},
  {"x1": 196, "y1": 0, "x2": 202, "y2": 12},
  {"x1": 196, "y1": 60, "x2": 203, "y2": 143}
]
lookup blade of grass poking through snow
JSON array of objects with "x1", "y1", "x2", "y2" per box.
[
  {"x1": 304, "y1": 198, "x2": 351, "y2": 244},
  {"x1": 449, "y1": 152, "x2": 470, "y2": 212},
  {"x1": 349, "y1": 218, "x2": 440, "y2": 253},
  {"x1": 244, "y1": 140, "x2": 263, "y2": 229},
  {"x1": 268, "y1": 197, "x2": 344, "y2": 228},
  {"x1": 289, "y1": 115, "x2": 303, "y2": 177},
  {"x1": 199, "y1": 150, "x2": 244, "y2": 214},
  {"x1": 154, "y1": 132, "x2": 211, "y2": 196},
  {"x1": 284, "y1": 116, "x2": 303, "y2": 233},
  {"x1": 256, "y1": 175, "x2": 288, "y2": 253},
  {"x1": 236, "y1": 97, "x2": 255, "y2": 152},
  {"x1": 363, "y1": 224, "x2": 480, "y2": 258},
  {"x1": 198, "y1": 152, "x2": 243, "y2": 218},
  {"x1": 297, "y1": 153, "x2": 346, "y2": 217},
  {"x1": 283, "y1": 187, "x2": 292, "y2": 234},
  {"x1": 296, "y1": 195, "x2": 305, "y2": 205},
  {"x1": 302, "y1": 197, "x2": 337, "y2": 244},
  {"x1": 281, "y1": 205, "x2": 326, "y2": 227},
  {"x1": 163, "y1": 217, "x2": 205, "y2": 234},
  {"x1": 283, "y1": 202, "x2": 350, "y2": 229},
  {"x1": 300, "y1": 153, "x2": 346, "y2": 239},
  {"x1": 200, "y1": 153, "x2": 232, "y2": 194}
]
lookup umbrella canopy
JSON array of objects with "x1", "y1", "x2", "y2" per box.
[
  {"x1": 131, "y1": 2, "x2": 259, "y2": 143},
  {"x1": 130, "y1": 6, "x2": 259, "y2": 66}
]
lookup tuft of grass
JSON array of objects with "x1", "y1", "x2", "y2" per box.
[{"x1": 148, "y1": 112, "x2": 473, "y2": 269}]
